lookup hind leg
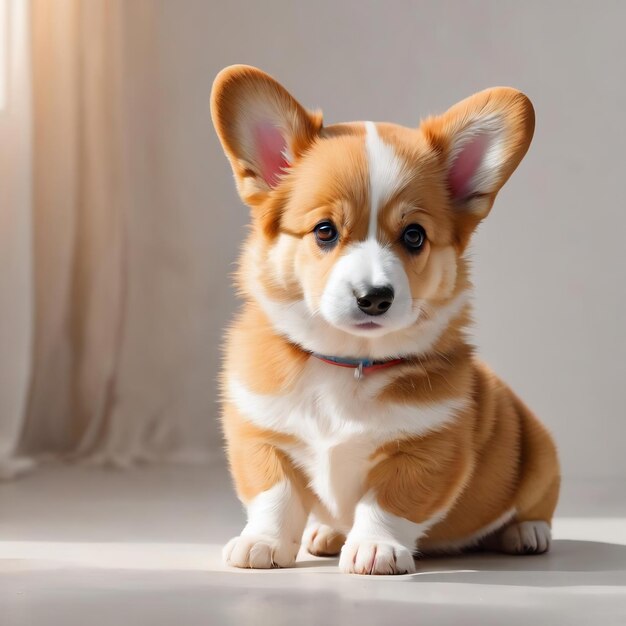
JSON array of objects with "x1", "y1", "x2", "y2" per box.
[
  {"x1": 304, "y1": 522, "x2": 346, "y2": 556},
  {"x1": 488, "y1": 474, "x2": 560, "y2": 555},
  {"x1": 493, "y1": 520, "x2": 552, "y2": 554},
  {"x1": 489, "y1": 400, "x2": 561, "y2": 556}
]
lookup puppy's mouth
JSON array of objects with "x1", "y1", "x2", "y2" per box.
[{"x1": 353, "y1": 322, "x2": 382, "y2": 330}]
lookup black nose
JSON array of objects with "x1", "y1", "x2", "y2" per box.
[{"x1": 355, "y1": 286, "x2": 395, "y2": 316}]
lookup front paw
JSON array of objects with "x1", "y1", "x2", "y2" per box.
[
  {"x1": 339, "y1": 540, "x2": 416, "y2": 575},
  {"x1": 223, "y1": 534, "x2": 299, "y2": 569}
]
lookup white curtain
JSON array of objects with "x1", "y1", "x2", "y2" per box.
[
  {"x1": 0, "y1": 0, "x2": 217, "y2": 478},
  {"x1": 0, "y1": 0, "x2": 33, "y2": 479}
]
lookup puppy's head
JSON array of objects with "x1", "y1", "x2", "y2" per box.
[{"x1": 211, "y1": 66, "x2": 534, "y2": 357}]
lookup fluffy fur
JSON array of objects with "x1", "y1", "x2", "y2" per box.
[{"x1": 211, "y1": 65, "x2": 560, "y2": 575}]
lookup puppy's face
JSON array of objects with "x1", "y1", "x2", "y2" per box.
[
  {"x1": 212, "y1": 66, "x2": 534, "y2": 354},
  {"x1": 278, "y1": 122, "x2": 458, "y2": 339}
]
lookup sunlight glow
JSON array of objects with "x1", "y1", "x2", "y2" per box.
[
  {"x1": 0, "y1": 541, "x2": 224, "y2": 572},
  {"x1": 0, "y1": 0, "x2": 7, "y2": 111},
  {"x1": 1, "y1": 518, "x2": 625, "y2": 575}
]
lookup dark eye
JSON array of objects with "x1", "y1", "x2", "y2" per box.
[
  {"x1": 314, "y1": 221, "x2": 339, "y2": 247},
  {"x1": 402, "y1": 224, "x2": 426, "y2": 252}
]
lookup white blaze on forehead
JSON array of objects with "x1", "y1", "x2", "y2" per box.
[{"x1": 364, "y1": 121, "x2": 411, "y2": 239}]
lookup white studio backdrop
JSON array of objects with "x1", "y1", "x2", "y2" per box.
[{"x1": 163, "y1": 0, "x2": 625, "y2": 480}]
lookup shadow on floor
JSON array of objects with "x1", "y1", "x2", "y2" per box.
[
  {"x1": 409, "y1": 540, "x2": 626, "y2": 586},
  {"x1": 295, "y1": 540, "x2": 626, "y2": 586}
]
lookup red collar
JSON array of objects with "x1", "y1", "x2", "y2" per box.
[{"x1": 311, "y1": 353, "x2": 406, "y2": 379}]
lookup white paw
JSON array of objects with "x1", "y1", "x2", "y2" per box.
[
  {"x1": 303, "y1": 523, "x2": 346, "y2": 557},
  {"x1": 222, "y1": 534, "x2": 299, "y2": 569},
  {"x1": 339, "y1": 540, "x2": 416, "y2": 575},
  {"x1": 499, "y1": 521, "x2": 552, "y2": 555}
]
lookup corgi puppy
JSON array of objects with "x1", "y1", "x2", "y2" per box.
[{"x1": 211, "y1": 65, "x2": 559, "y2": 575}]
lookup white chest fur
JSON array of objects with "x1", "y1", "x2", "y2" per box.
[{"x1": 228, "y1": 359, "x2": 465, "y2": 529}]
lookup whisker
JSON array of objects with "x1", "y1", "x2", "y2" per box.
[
  {"x1": 434, "y1": 350, "x2": 453, "y2": 366},
  {"x1": 417, "y1": 355, "x2": 433, "y2": 392}
]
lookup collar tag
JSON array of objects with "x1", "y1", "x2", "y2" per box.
[{"x1": 354, "y1": 362, "x2": 364, "y2": 381}]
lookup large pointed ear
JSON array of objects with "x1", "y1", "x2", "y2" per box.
[
  {"x1": 421, "y1": 87, "x2": 535, "y2": 221},
  {"x1": 211, "y1": 65, "x2": 323, "y2": 207}
]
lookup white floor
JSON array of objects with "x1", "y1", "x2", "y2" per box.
[{"x1": 1, "y1": 461, "x2": 625, "y2": 626}]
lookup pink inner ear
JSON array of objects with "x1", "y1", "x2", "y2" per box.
[
  {"x1": 253, "y1": 121, "x2": 290, "y2": 187},
  {"x1": 448, "y1": 133, "x2": 490, "y2": 200}
]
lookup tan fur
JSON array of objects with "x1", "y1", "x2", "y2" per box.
[
  {"x1": 373, "y1": 361, "x2": 560, "y2": 549},
  {"x1": 221, "y1": 401, "x2": 315, "y2": 507},
  {"x1": 212, "y1": 66, "x2": 559, "y2": 562}
]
